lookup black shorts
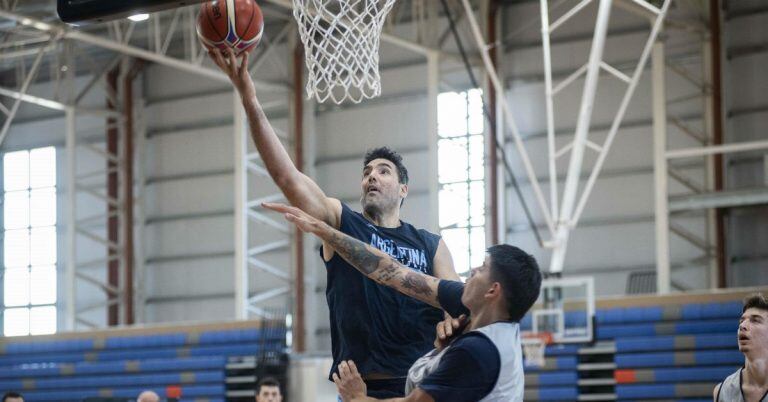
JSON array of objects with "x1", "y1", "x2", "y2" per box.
[{"x1": 365, "y1": 377, "x2": 406, "y2": 398}]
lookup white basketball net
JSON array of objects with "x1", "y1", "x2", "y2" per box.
[
  {"x1": 522, "y1": 338, "x2": 546, "y2": 368},
  {"x1": 292, "y1": 0, "x2": 396, "y2": 104}
]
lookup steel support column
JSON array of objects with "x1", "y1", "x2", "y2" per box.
[
  {"x1": 292, "y1": 41, "x2": 306, "y2": 353},
  {"x1": 134, "y1": 97, "x2": 148, "y2": 324},
  {"x1": 106, "y1": 67, "x2": 120, "y2": 325},
  {"x1": 426, "y1": 51, "x2": 440, "y2": 232},
  {"x1": 709, "y1": 0, "x2": 727, "y2": 288},
  {"x1": 65, "y1": 106, "x2": 77, "y2": 331},
  {"x1": 702, "y1": 34, "x2": 718, "y2": 289},
  {"x1": 233, "y1": 92, "x2": 248, "y2": 320},
  {"x1": 487, "y1": 0, "x2": 500, "y2": 245},
  {"x1": 652, "y1": 41, "x2": 670, "y2": 294},
  {"x1": 549, "y1": 0, "x2": 614, "y2": 273},
  {"x1": 121, "y1": 60, "x2": 143, "y2": 325},
  {"x1": 540, "y1": 0, "x2": 559, "y2": 226}
]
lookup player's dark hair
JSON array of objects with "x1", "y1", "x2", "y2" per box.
[
  {"x1": 743, "y1": 293, "x2": 768, "y2": 314},
  {"x1": 256, "y1": 377, "x2": 281, "y2": 394},
  {"x1": 2, "y1": 392, "x2": 23, "y2": 402},
  {"x1": 487, "y1": 245, "x2": 542, "y2": 322},
  {"x1": 363, "y1": 147, "x2": 409, "y2": 185}
]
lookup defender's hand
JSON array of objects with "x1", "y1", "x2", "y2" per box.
[
  {"x1": 434, "y1": 314, "x2": 468, "y2": 351},
  {"x1": 262, "y1": 202, "x2": 328, "y2": 235},
  {"x1": 332, "y1": 360, "x2": 367, "y2": 401},
  {"x1": 208, "y1": 48, "x2": 256, "y2": 100}
]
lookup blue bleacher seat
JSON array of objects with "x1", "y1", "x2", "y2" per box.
[
  {"x1": 4, "y1": 339, "x2": 95, "y2": 355},
  {"x1": 615, "y1": 333, "x2": 735, "y2": 353},
  {"x1": 526, "y1": 370, "x2": 578, "y2": 386},
  {"x1": 0, "y1": 340, "x2": 282, "y2": 366},
  {"x1": 649, "y1": 366, "x2": 737, "y2": 383},
  {"x1": 617, "y1": 384, "x2": 677, "y2": 399},
  {"x1": 539, "y1": 386, "x2": 579, "y2": 400},
  {"x1": 616, "y1": 350, "x2": 743, "y2": 368},
  {"x1": 105, "y1": 333, "x2": 188, "y2": 349},
  {"x1": 621, "y1": 400, "x2": 711, "y2": 402},
  {"x1": 597, "y1": 306, "x2": 664, "y2": 324},
  {"x1": 681, "y1": 301, "x2": 741, "y2": 320},
  {"x1": 0, "y1": 324, "x2": 284, "y2": 402},
  {"x1": 598, "y1": 318, "x2": 733, "y2": 340},
  {"x1": 524, "y1": 301, "x2": 741, "y2": 328},
  {"x1": 521, "y1": 298, "x2": 744, "y2": 401},
  {"x1": 0, "y1": 370, "x2": 224, "y2": 391},
  {"x1": 616, "y1": 383, "x2": 716, "y2": 399},
  {"x1": 20, "y1": 384, "x2": 226, "y2": 401},
  {"x1": 525, "y1": 356, "x2": 578, "y2": 372},
  {"x1": 0, "y1": 327, "x2": 287, "y2": 358}
]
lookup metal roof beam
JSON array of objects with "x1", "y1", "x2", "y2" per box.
[{"x1": 0, "y1": 9, "x2": 288, "y2": 92}]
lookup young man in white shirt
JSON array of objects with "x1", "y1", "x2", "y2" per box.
[
  {"x1": 264, "y1": 202, "x2": 542, "y2": 402},
  {"x1": 714, "y1": 293, "x2": 768, "y2": 402}
]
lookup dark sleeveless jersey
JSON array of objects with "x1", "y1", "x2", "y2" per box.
[{"x1": 323, "y1": 203, "x2": 444, "y2": 379}]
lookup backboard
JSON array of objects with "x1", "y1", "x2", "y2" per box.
[
  {"x1": 58, "y1": 0, "x2": 206, "y2": 25},
  {"x1": 522, "y1": 276, "x2": 596, "y2": 344}
]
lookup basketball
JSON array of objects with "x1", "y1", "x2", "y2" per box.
[{"x1": 197, "y1": 0, "x2": 264, "y2": 55}]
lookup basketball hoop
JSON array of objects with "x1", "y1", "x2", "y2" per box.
[
  {"x1": 292, "y1": 0, "x2": 396, "y2": 104},
  {"x1": 522, "y1": 332, "x2": 552, "y2": 368}
]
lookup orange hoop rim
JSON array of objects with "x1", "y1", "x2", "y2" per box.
[{"x1": 521, "y1": 331, "x2": 554, "y2": 345}]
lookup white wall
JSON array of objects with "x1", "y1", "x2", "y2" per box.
[
  {"x1": 141, "y1": 57, "x2": 293, "y2": 324},
  {"x1": 722, "y1": 3, "x2": 768, "y2": 287}
]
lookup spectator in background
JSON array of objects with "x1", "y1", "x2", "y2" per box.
[
  {"x1": 1, "y1": 392, "x2": 23, "y2": 402},
  {"x1": 256, "y1": 377, "x2": 283, "y2": 402},
  {"x1": 137, "y1": 390, "x2": 160, "y2": 402}
]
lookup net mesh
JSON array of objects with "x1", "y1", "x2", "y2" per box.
[
  {"x1": 522, "y1": 339, "x2": 546, "y2": 368},
  {"x1": 522, "y1": 332, "x2": 551, "y2": 368},
  {"x1": 292, "y1": 0, "x2": 396, "y2": 104}
]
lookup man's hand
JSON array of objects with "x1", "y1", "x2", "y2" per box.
[
  {"x1": 333, "y1": 360, "x2": 367, "y2": 402},
  {"x1": 434, "y1": 314, "x2": 469, "y2": 351},
  {"x1": 208, "y1": 48, "x2": 256, "y2": 100},
  {"x1": 262, "y1": 202, "x2": 329, "y2": 235}
]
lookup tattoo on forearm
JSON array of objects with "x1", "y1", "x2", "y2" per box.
[
  {"x1": 328, "y1": 231, "x2": 381, "y2": 275},
  {"x1": 325, "y1": 229, "x2": 437, "y2": 303},
  {"x1": 401, "y1": 272, "x2": 434, "y2": 297},
  {"x1": 372, "y1": 260, "x2": 401, "y2": 283}
]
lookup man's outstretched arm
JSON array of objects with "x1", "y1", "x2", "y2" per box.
[
  {"x1": 263, "y1": 203, "x2": 442, "y2": 309},
  {"x1": 210, "y1": 49, "x2": 341, "y2": 228}
]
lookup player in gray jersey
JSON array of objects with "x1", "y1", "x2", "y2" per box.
[
  {"x1": 264, "y1": 202, "x2": 542, "y2": 402},
  {"x1": 714, "y1": 293, "x2": 768, "y2": 402}
]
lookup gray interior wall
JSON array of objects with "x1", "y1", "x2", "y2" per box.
[
  {"x1": 722, "y1": 3, "x2": 768, "y2": 287},
  {"x1": 141, "y1": 55, "x2": 292, "y2": 324},
  {"x1": 142, "y1": 67, "x2": 238, "y2": 323}
]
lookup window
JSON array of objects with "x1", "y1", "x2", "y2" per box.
[
  {"x1": 438, "y1": 89, "x2": 485, "y2": 275},
  {"x1": 3, "y1": 147, "x2": 57, "y2": 336}
]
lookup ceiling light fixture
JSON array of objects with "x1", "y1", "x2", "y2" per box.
[{"x1": 128, "y1": 13, "x2": 149, "y2": 22}]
